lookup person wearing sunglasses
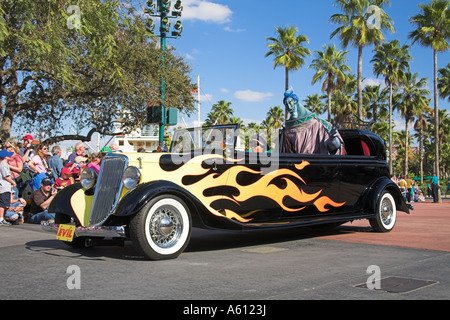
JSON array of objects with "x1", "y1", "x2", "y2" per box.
[
  {"x1": 27, "y1": 144, "x2": 54, "y2": 190},
  {"x1": 27, "y1": 144, "x2": 49, "y2": 174}
]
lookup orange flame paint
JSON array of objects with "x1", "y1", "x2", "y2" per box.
[{"x1": 159, "y1": 155, "x2": 345, "y2": 223}]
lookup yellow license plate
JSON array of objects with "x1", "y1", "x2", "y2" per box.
[{"x1": 56, "y1": 224, "x2": 76, "y2": 242}]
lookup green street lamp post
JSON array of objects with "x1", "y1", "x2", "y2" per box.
[{"x1": 145, "y1": 0, "x2": 183, "y2": 144}]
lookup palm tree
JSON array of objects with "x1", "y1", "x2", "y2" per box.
[
  {"x1": 331, "y1": 73, "x2": 358, "y2": 125},
  {"x1": 414, "y1": 100, "x2": 433, "y2": 183},
  {"x1": 229, "y1": 117, "x2": 243, "y2": 126},
  {"x1": 438, "y1": 63, "x2": 450, "y2": 101},
  {"x1": 409, "y1": 0, "x2": 450, "y2": 179},
  {"x1": 426, "y1": 109, "x2": 450, "y2": 177},
  {"x1": 204, "y1": 100, "x2": 233, "y2": 125},
  {"x1": 303, "y1": 94, "x2": 326, "y2": 115},
  {"x1": 265, "y1": 26, "x2": 311, "y2": 120},
  {"x1": 392, "y1": 130, "x2": 412, "y2": 175},
  {"x1": 246, "y1": 122, "x2": 263, "y2": 134},
  {"x1": 372, "y1": 121, "x2": 389, "y2": 143},
  {"x1": 371, "y1": 39, "x2": 412, "y2": 174},
  {"x1": 265, "y1": 106, "x2": 285, "y2": 130},
  {"x1": 310, "y1": 44, "x2": 351, "y2": 122},
  {"x1": 393, "y1": 72, "x2": 431, "y2": 175},
  {"x1": 329, "y1": 0, "x2": 395, "y2": 119},
  {"x1": 362, "y1": 84, "x2": 388, "y2": 123}
]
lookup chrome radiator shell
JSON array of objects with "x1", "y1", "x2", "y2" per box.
[{"x1": 89, "y1": 154, "x2": 128, "y2": 226}]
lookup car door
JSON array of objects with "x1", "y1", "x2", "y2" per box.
[{"x1": 278, "y1": 153, "x2": 344, "y2": 220}]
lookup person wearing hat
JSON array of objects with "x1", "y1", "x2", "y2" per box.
[
  {"x1": 71, "y1": 155, "x2": 87, "y2": 181},
  {"x1": 101, "y1": 146, "x2": 111, "y2": 154},
  {"x1": 74, "y1": 155, "x2": 87, "y2": 164},
  {"x1": 0, "y1": 149, "x2": 16, "y2": 226},
  {"x1": 19, "y1": 134, "x2": 35, "y2": 166},
  {"x1": 29, "y1": 177, "x2": 56, "y2": 224},
  {"x1": 54, "y1": 167, "x2": 75, "y2": 190}
]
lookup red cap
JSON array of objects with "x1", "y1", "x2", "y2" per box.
[
  {"x1": 61, "y1": 167, "x2": 73, "y2": 175},
  {"x1": 23, "y1": 134, "x2": 33, "y2": 140}
]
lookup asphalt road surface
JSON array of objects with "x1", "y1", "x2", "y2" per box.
[{"x1": 1, "y1": 201, "x2": 449, "y2": 308}]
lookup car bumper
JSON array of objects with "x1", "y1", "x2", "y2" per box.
[{"x1": 41, "y1": 221, "x2": 127, "y2": 238}]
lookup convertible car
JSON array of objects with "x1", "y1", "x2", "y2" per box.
[{"x1": 43, "y1": 125, "x2": 409, "y2": 260}]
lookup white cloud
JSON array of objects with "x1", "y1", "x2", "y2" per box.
[
  {"x1": 182, "y1": 0, "x2": 233, "y2": 24},
  {"x1": 241, "y1": 118, "x2": 264, "y2": 125},
  {"x1": 223, "y1": 26, "x2": 246, "y2": 33},
  {"x1": 394, "y1": 119, "x2": 405, "y2": 131},
  {"x1": 220, "y1": 88, "x2": 229, "y2": 93},
  {"x1": 200, "y1": 93, "x2": 213, "y2": 103},
  {"x1": 234, "y1": 90, "x2": 274, "y2": 102},
  {"x1": 362, "y1": 78, "x2": 385, "y2": 89}
]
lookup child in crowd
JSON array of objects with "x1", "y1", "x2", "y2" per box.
[
  {"x1": 54, "y1": 167, "x2": 75, "y2": 190},
  {"x1": 0, "y1": 149, "x2": 16, "y2": 226},
  {"x1": 4, "y1": 191, "x2": 26, "y2": 224}
]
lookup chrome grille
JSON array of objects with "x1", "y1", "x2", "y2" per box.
[{"x1": 89, "y1": 154, "x2": 128, "y2": 226}]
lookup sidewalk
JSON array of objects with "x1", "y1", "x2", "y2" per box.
[{"x1": 320, "y1": 201, "x2": 450, "y2": 252}]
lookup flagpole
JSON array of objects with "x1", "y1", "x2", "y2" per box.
[
  {"x1": 196, "y1": 75, "x2": 201, "y2": 148},
  {"x1": 197, "y1": 75, "x2": 200, "y2": 127}
]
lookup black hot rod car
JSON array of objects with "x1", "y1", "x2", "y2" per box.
[{"x1": 43, "y1": 125, "x2": 409, "y2": 260}]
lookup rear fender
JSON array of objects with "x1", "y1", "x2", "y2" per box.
[{"x1": 365, "y1": 178, "x2": 409, "y2": 214}]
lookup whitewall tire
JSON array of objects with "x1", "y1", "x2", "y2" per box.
[
  {"x1": 130, "y1": 195, "x2": 192, "y2": 260},
  {"x1": 369, "y1": 191, "x2": 397, "y2": 232}
]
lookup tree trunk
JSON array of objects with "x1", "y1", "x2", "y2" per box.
[
  {"x1": 434, "y1": 49, "x2": 439, "y2": 178},
  {"x1": 433, "y1": 49, "x2": 441, "y2": 202},
  {"x1": 388, "y1": 82, "x2": 393, "y2": 175},
  {"x1": 405, "y1": 119, "x2": 409, "y2": 176},
  {"x1": 327, "y1": 90, "x2": 332, "y2": 123},
  {"x1": 419, "y1": 128, "x2": 424, "y2": 185},
  {"x1": 357, "y1": 45, "x2": 363, "y2": 119},
  {"x1": 0, "y1": 69, "x2": 19, "y2": 141},
  {"x1": 0, "y1": 103, "x2": 15, "y2": 141},
  {"x1": 284, "y1": 67, "x2": 289, "y2": 123}
]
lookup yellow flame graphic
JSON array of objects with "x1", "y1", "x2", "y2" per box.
[{"x1": 157, "y1": 154, "x2": 345, "y2": 223}]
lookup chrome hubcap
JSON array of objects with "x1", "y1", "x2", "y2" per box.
[
  {"x1": 381, "y1": 198, "x2": 393, "y2": 225},
  {"x1": 149, "y1": 206, "x2": 182, "y2": 248},
  {"x1": 159, "y1": 217, "x2": 174, "y2": 236}
]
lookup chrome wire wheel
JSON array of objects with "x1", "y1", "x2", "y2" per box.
[
  {"x1": 380, "y1": 196, "x2": 394, "y2": 226},
  {"x1": 130, "y1": 195, "x2": 191, "y2": 260},
  {"x1": 148, "y1": 205, "x2": 183, "y2": 249}
]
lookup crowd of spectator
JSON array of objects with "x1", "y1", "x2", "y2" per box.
[
  {"x1": 0, "y1": 134, "x2": 118, "y2": 226},
  {"x1": 393, "y1": 173, "x2": 442, "y2": 204}
]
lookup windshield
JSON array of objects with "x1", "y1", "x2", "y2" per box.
[{"x1": 170, "y1": 125, "x2": 240, "y2": 153}]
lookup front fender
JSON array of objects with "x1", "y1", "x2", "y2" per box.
[
  {"x1": 365, "y1": 178, "x2": 409, "y2": 214},
  {"x1": 112, "y1": 180, "x2": 210, "y2": 229},
  {"x1": 48, "y1": 183, "x2": 86, "y2": 225}
]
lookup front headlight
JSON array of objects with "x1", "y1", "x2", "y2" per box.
[
  {"x1": 80, "y1": 167, "x2": 97, "y2": 190},
  {"x1": 122, "y1": 166, "x2": 141, "y2": 190}
]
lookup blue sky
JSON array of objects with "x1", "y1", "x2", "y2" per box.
[{"x1": 149, "y1": 0, "x2": 449, "y2": 129}]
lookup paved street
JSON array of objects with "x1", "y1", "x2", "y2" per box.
[{"x1": 1, "y1": 201, "x2": 449, "y2": 306}]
